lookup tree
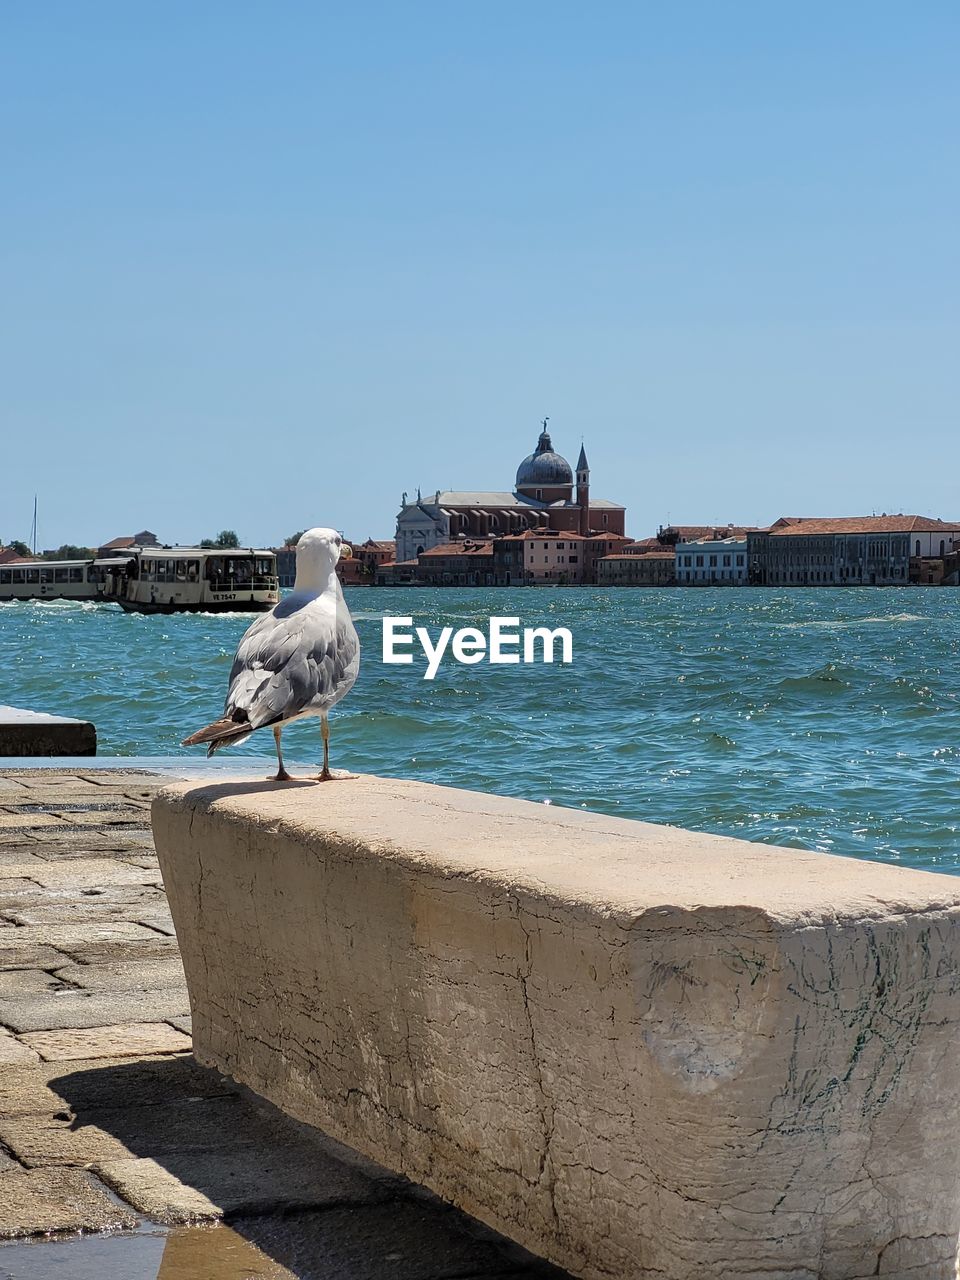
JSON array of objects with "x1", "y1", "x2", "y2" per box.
[
  {"x1": 199, "y1": 530, "x2": 241, "y2": 549},
  {"x1": 285, "y1": 530, "x2": 305, "y2": 547},
  {"x1": 4, "y1": 540, "x2": 30, "y2": 557},
  {"x1": 42, "y1": 544, "x2": 94, "y2": 561}
]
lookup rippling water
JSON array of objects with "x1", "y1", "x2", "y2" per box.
[{"x1": 3, "y1": 588, "x2": 959, "y2": 873}]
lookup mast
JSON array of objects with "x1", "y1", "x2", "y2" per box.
[{"x1": 30, "y1": 495, "x2": 37, "y2": 556}]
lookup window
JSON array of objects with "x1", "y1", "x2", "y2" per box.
[
  {"x1": 915, "y1": 540, "x2": 921, "y2": 557},
  {"x1": 736, "y1": 555, "x2": 744, "y2": 567},
  {"x1": 709, "y1": 555, "x2": 717, "y2": 567},
  {"x1": 26, "y1": 568, "x2": 39, "y2": 583},
  {"x1": 696, "y1": 555, "x2": 704, "y2": 567},
  {"x1": 723, "y1": 555, "x2": 731, "y2": 567},
  {"x1": 54, "y1": 568, "x2": 69, "y2": 583},
  {"x1": 683, "y1": 555, "x2": 691, "y2": 567},
  {"x1": 70, "y1": 567, "x2": 84, "y2": 583},
  {"x1": 536, "y1": 489, "x2": 543, "y2": 500},
  {"x1": 40, "y1": 568, "x2": 53, "y2": 583},
  {"x1": 569, "y1": 555, "x2": 578, "y2": 564},
  {"x1": 0, "y1": 570, "x2": 10, "y2": 584}
]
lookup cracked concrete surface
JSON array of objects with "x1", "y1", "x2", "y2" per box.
[
  {"x1": 0, "y1": 768, "x2": 566, "y2": 1280},
  {"x1": 154, "y1": 773, "x2": 960, "y2": 1280}
]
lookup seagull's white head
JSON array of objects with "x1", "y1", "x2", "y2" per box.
[{"x1": 294, "y1": 527, "x2": 347, "y2": 591}]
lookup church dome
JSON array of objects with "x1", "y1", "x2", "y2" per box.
[{"x1": 516, "y1": 426, "x2": 573, "y2": 490}]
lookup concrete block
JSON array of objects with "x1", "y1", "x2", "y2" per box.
[
  {"x1": 0, "y1": 1031, "x2": 40, "y2": 1066},
  {"x1": 154, "y1": 775, "x2": 960, "y2": 1280},
  {"x1": 0, "y1": 1167, "x2": 137, "y2": 1237},
  {"x1": 22, "y1": 1021, "x2": 191, "y2": 1062},
  {"x1": 0, "y1": 1054, "x2": 234, "y2": 1118},
  {"x1": 51, "y1": 956, "x2": 186, "y2": 993},
  {"x1": 0, "y1": 706, "x2": 96, "y2": 757},
  {"x1": 0, "y1": 986, "x2": 189, "y2": 1032},
  {"x1": 96, "y1": 1144, "x2": 385, "y2": 1223}
]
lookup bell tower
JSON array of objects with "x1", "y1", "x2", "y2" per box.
[{"x1": 576, "y1": 443, "x2": 590, "y2": 535}]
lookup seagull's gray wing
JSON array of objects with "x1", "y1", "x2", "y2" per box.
[{"x1": 224, "y1": 598, "x2": 360, "y2": 731}]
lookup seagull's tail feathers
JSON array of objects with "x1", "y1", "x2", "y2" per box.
[{"x1": 181, "y1": 713, "x2": 253, "y2": 756}]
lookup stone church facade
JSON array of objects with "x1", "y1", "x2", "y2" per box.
[{"x1": 395, "y1": 424, "x2": 626, "y2": 562}]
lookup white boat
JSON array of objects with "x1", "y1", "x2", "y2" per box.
[
  {"x1": 0, "y1": 546, "x2": 280, "y2": 613},
  {"x1": 104, "y1": 546, "x2": 280, "y2": 613},
  {"x1": 0, "y1": 557, "x2": 128, "y2": 602}
]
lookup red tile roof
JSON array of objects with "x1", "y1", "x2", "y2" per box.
[
  {"x1": 600, "y1": 551, "x2": 674, "y2": 561},
  {"x1": 99, "y1": 536, "x2": 137, "y2": 550},
  {"x1": 662, "y1": 524, "x2": 758, "y2": 540},
  {"x1": 419, "y1": 541, "x2": 494, "y2": 557},
  {"x1": 499, "y1": 530, "x2": 586, "y2": 542},
  {"x1": 769, "y1": 515, "x2": 960, "y2": 536}
]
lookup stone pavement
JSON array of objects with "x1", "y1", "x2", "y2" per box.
[{"x1": 0, "y1": 768, "x2": 569, "y2": 1280}]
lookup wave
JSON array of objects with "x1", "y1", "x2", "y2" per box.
[
  {"x1": 777, "y1": 663, "x2": 855, "y2": 691},
  {"x1": 773, "y1": 613, "x2": 924, "y2": 630}
]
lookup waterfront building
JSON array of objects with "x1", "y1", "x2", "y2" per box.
[
  {"x1": 747, "y1": 515, "x2": 960, "y2": 586},
  {"x1": 597, "y1": 551, "x2": 675, "y2": 586},
  {"x1": 97, "y1": 530, "x2": 160, "y2": 556},
  {"x1": 374, "y1": 559, "x2": 420, "y2": 586},
  {"x1": 418, "y1": 541, "x2": 496, "y2": 586},
  {"x1": 675, "y1": 536, "x2": 749, "y2": 585},
  {"x1": 0, "y1": 547, "x2": 35, "y2": 565},
  {"x1": 335, "y1": 538, "x2": 397, "y2": 587},
  {"x1": 491, "y1": 531, "x2": 586, "y2": 585},
  {"x1": 656, "y1": 524, "x2": 757, "y2": 546},
  {"x1": 394, "y1": 424, "x2": 625, "y2": 562}
]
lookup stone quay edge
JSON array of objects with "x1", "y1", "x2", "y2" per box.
[
  {"x1": 0, "y1": 707, "x2": 96, "y2": 757},
  {"x1": 152, "y1": 774, "x2": 960, "y2": 1280}
]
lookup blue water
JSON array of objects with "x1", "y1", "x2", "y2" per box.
[{"x1": 2, "y1": 588, "x2": 959, "y2": 873}]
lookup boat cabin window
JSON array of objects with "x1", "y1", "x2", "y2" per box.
[
  {"x1": 40, "y1": 568, "x2": 54, "y2": 584},
  {"x1": 255, "y1": 557, "x2": 273, "y2": 576},
  {"x1": 0, "y1": 570, "x2": 10, "y2": 584},
  {"x1": 12, "y1": 569, "x2": 25, "y2": 584},
  {"x1": 25, "y1": 569, "x2": 39, "y2": 584},
  {"x1": 70, "y1": 567, "x2": 84, "y2": 583},
  {"x1": 187, "y1": 559, "x2": 199, "y2": 581}
]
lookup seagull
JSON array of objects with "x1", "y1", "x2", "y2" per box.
[{"x1": 182, "y1": 527, "x2": 360, "y2": 781}]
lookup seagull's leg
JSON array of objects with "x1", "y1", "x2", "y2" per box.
[
  {"x1": 271, "y1": 725, "x2": 293, "y2": 782},
  {"x1": 317, "y1": 714, "x2": 357, "y2": 781},
  {"x1": 318, "y1": 714, "x2": 332, "y2": 781}
]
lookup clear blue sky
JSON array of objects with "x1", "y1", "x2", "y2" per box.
[{"x1": 2, "y1": 3, "x2": 957, "y2": 549}]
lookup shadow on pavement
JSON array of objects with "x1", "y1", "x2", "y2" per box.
[{"x1": 55, "y1": 1056, "x2": 571, "y2": 1280}]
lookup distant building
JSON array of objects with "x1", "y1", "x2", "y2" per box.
[
  {"x1": 747, "y1": 516, "x2": 960, "y2": 586},
  {"x1": 675, "y1": 537, "x2": 748, "y2": 585},
  {"x1": 98, "y1": 530, "x2": 160, "y2": 557},
  {"x1": 656, "y1": 524, "x2": 757, "y2": 546},
  {"x1": 418, "y1": 541, "x2": 495, "y2": 586},
  {"x1": 394, "y1": 424, "x2": 625, "y2": 562},
  {"x1": 374, "y1": 559, "x2": 420, "y2": 586},
  {"x1": 337, "y1": 538, "x2": 396, "y2": 587},
  {"x1": 491, "y1": 531, "x2": 586, "y2": 585},
  {"x1": 597, "y1": 551, "x2": 675, "y2": 586}
]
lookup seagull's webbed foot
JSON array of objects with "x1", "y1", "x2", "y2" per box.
[
  {"x1": 317, "y1": 766, "x2": 333, "y2": 782},
  {"x1": 271, "y1": 767, "x2": 294, "y2": 783}
]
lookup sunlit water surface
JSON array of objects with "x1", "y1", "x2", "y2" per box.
[{"x1": 2, "y1": 587, "x2": 959, "y2": 873}]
